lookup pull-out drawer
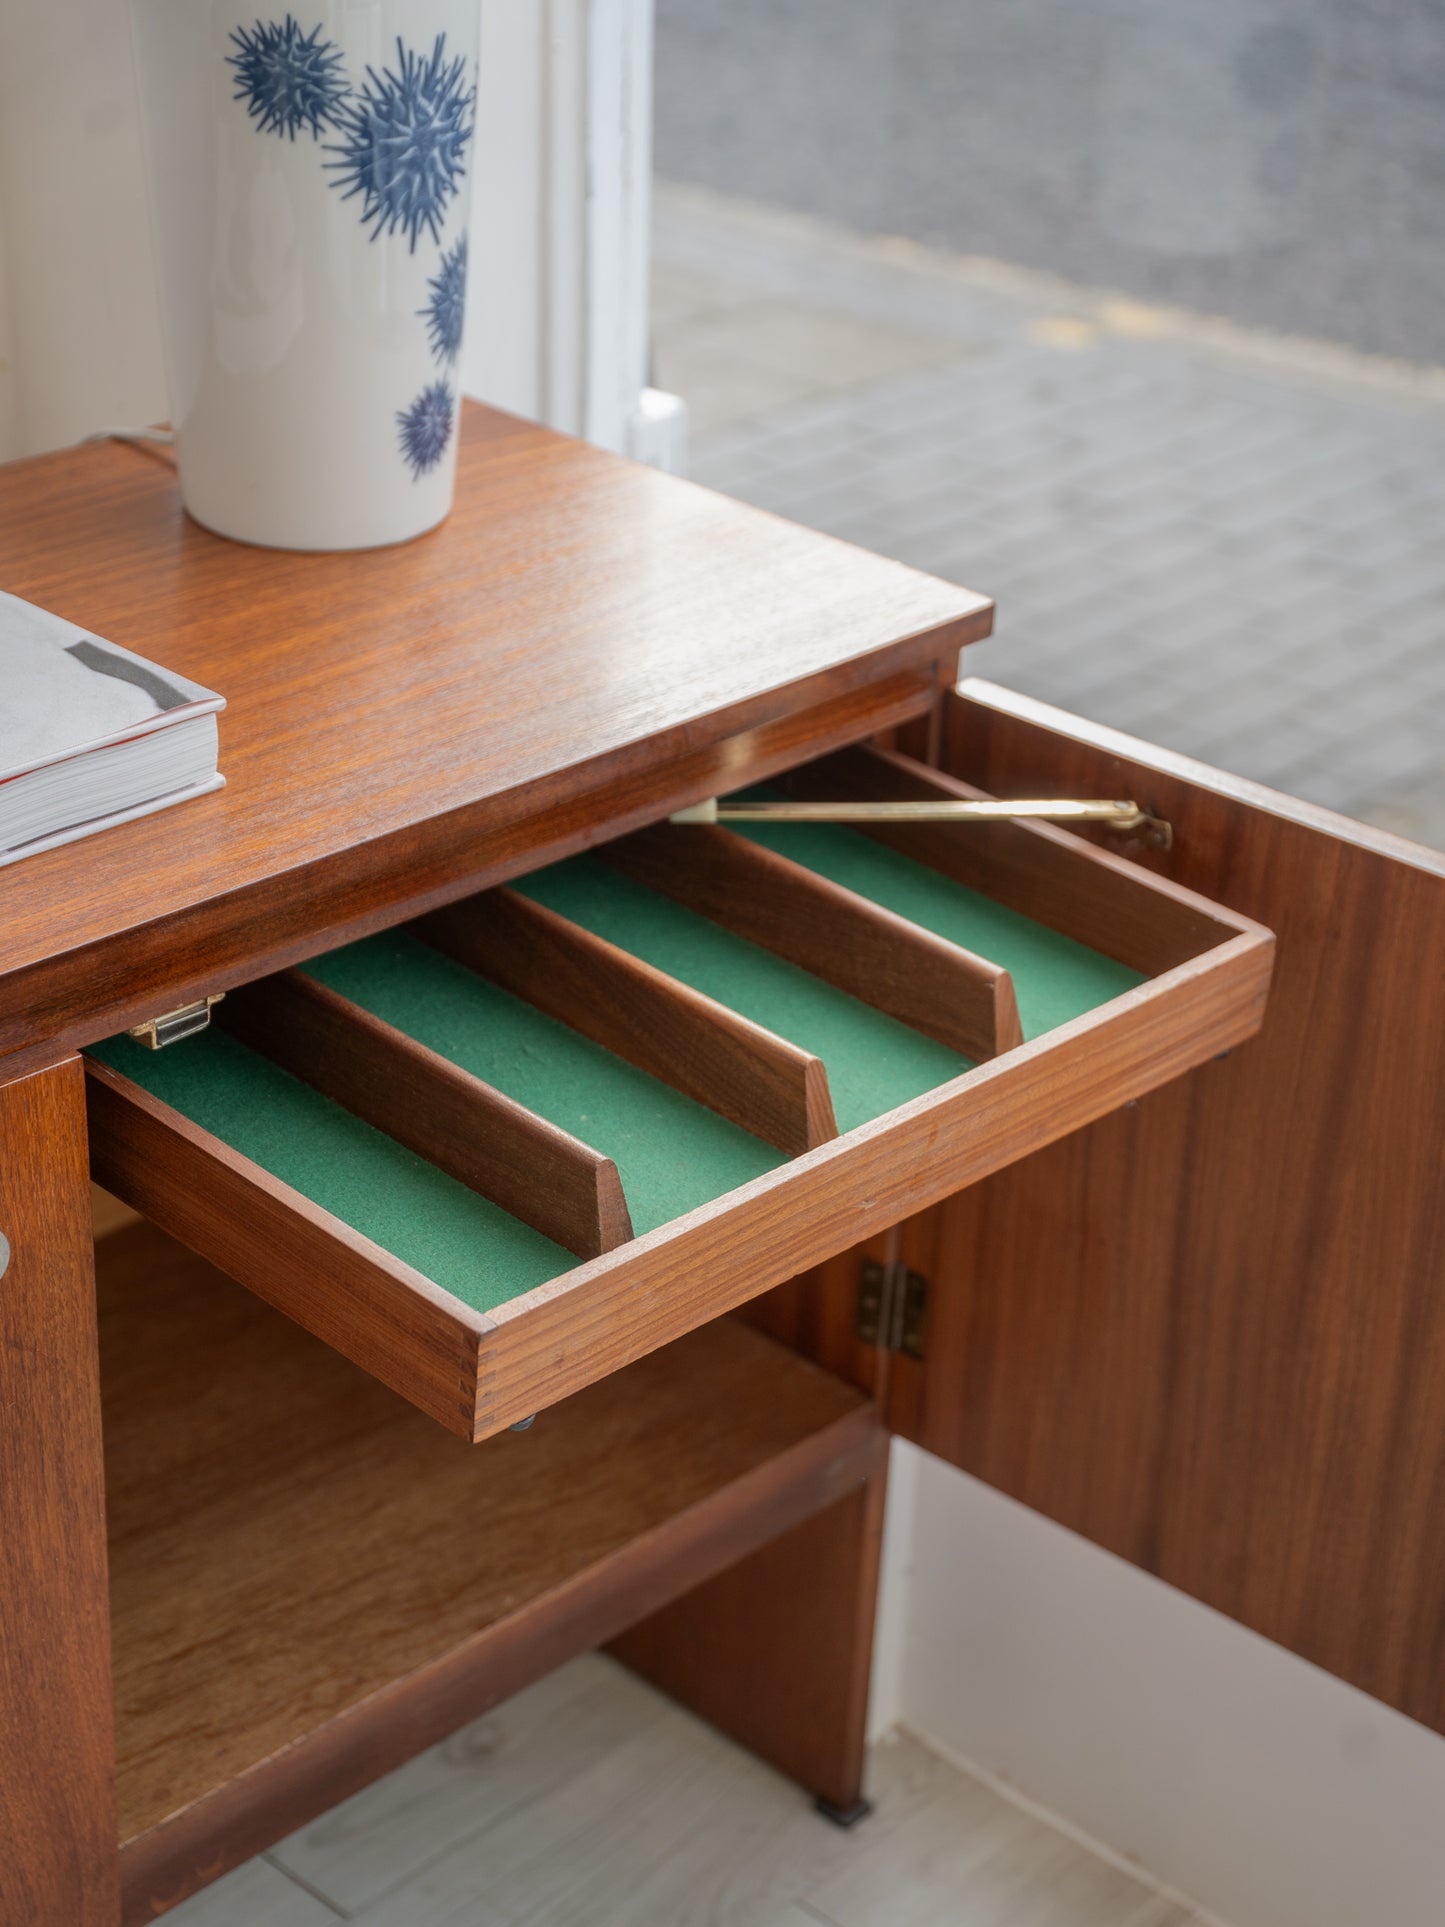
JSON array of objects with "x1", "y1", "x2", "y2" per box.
[{"x1": 85, "y1": 744, "x2": 1273, "y2": 1440}]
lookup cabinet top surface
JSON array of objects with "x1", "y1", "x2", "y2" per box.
[{"x1": 0, "y1": 405, "x2": 989, "y2": 986}]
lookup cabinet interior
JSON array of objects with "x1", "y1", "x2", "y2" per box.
[{"x1": 102, "y1": 1221, "x2": 875, "y2": 1904}]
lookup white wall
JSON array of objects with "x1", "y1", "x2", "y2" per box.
[
  {"x1": 0, "y1": 0, "x2": 168, "y2": 456},
  {"x1": 0, "y1": 0, "x2": 676, "y2": 464},
  {"x1": 878, "y1": 1440, "x2": 1445, "y2": 1927}
]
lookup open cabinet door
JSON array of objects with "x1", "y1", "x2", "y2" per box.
[{"x1": 884, "y1": 679, "x2": 1445, "y2": 1736}]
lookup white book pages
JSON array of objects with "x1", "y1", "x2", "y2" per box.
[
  {"x1": 0, "y1": 589, "x2": 225, "y2": 863},
  {"x1": 0, "y1": 772, "x2": 227, "y2": 867},
  {"x1": 0, "y1": 588, "x2": 224, "y2": 782},
  {"x1": 1, "y1": 713, "x2": 221, "y2": 858}
]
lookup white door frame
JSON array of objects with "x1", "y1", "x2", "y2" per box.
[{"x1": 465, "y1": 0, "x2": 685, "y2": 469}]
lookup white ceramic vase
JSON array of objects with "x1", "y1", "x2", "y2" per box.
[{"x1": 131, "y1": 1, "x2": 479, "y2": 550}]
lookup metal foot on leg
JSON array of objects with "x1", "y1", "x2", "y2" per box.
[{"x1": 814, "y1": 1792, "x2": 873, "y2": 1829}]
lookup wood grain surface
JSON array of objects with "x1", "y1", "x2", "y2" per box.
[
  {"x1": 2, "y1": 667, "x2": 950, "y2": 1088},
  {"x1": 218, "y1": 969, "x2": 633, "y2": 1256},
  {"x1": 886, "y1": 682, "x2": 1445, "y2": 1734},
  {"x1": 0, "y1": 408, "x2": 990, "y2": 1079},
  {"x1": 85, "y1": 1056, "x2": 489, "y2": 1437},
  {"x1": 99, "y1": 1223, "x2": 877, "y2": 1920},
  {"x1": 600, "y1": 821, "x2": 1025, "y2": 1061},
  {"x1": 0, "y1": 1061, "x2": 119, "y2": 1926},
  {"x1": 613, "y1": 1432, "x2": 888, "y2": 1815},
  {"x1": 738, "y1": 1226, "x2": 901, "y2": 1413},
  {"x1": 421, "y1": 889, "x2": 838, "y2": 1154}
]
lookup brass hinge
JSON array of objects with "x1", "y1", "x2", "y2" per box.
[
  {"x1": 856, "y1": 1258, "x2": 928, "y2": 1359},
  {"x1": 128, "y1": 993, "x2": 224, "y2": 1050}
]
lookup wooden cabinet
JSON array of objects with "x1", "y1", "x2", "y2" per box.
[{"x1": 0, "y1": 407, "x2": 1440, "y2": 1924}]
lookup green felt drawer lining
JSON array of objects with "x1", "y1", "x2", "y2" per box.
[
  {"x1": 90, "y1": 1028, "x2": 572, "y2": 1314},
  {"x1": 91, "y1": 822, "x2": 1145, "y2": 1320},
  {"x1": 303, "y1": 933, "x2": 784, "y2": 1240},
  {"x1": 513, "y1": 856, "x2": 969, "y2": 1135},
  {"x1": 725, "y1": 814, "x2": 1142, "y2": 1040}
]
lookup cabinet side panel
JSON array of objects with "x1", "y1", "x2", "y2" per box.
[
  {"x1": 611, "y1": 1431, "x2": 888, "y2": 1813},
  {"x1": 894, "y1": 685, "x2": 1445, "y2": 1733},
  {"x1": 0, "y1": 1059, "x2": 119, "y2": 1924}
]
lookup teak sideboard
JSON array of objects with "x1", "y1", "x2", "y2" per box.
[{"x1": 1, "y1": 405, "x2": 1442, "y2": 1925}]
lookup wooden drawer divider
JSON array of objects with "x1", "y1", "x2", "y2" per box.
[
  {"x1": 417, "y1": 889, "x2": 839, "y2": 1156},
  {"x1": 216, "y1": 972, "x2": 632, "y2": 1259},
  {"x1": 596, "y1": 822, "x2": 1024, "y2": 1062}
]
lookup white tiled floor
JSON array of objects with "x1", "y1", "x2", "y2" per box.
[{"x1": 170, "y1": 1657, "x2": 1198, "y2": 1926}]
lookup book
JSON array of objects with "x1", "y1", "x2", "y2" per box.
[{"x1": 0, "y1": 589, "x2": 225, "y2": 865}]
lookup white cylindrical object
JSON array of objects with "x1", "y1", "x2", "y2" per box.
[{"x1": 130, "y1": 0, "x2": 480, "y2": 550}]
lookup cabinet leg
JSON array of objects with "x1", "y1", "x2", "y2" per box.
[
  {"x1": 609, "y1": 1428, "x2": 888, "y2": 1815},
  {"x1": 0, "y1": 1061, "x2": 119, "y2": 1925}
]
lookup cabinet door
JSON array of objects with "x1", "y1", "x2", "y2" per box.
[{"x1": 893, "y1": 680, "x2": 1445, "y2": 1735}]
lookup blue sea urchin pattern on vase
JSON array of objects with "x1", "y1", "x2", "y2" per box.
[
  {"x1": 227, "y1": 23, "x2": 474, "y2": 488},
  {"x1": 421, "y1": 235, "x2": 468, "y2": 365},
  {"x1": 227, "y1": 16, "x2": 347, "y2": 140},
  {"x1": 398, "y1": 381, "x2": 455, "y2": 478},
  {"x1": 325, "y1": 35, "x2": 475, "y2": 251}
]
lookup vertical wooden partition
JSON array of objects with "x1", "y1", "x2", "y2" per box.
[
  {"x1": 419, "y1": 890, "x2": 840, "y2": 1154},
  {"x1": 217, "y1": 970, "x2": 634, "y2": 1258},
  {"x1": 0, "y1": 1061, "x2": 119, "y2": 1925},
  {"x1": 599, "y1": 822, "x2": 1024, "y2": 1062},
  {"x1": 612, "y1": 1431, "x2": 889, "y2": 1818}
]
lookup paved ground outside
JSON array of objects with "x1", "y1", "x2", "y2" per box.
[
  {"x1": 653, "y1": 182, "x2": 1445, "y2": 848},
  {"x1": 656, "y1": 0, "x2": 1445, "y2": 365}
]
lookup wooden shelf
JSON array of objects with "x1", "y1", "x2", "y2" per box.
[{"x1": 101, "y1": 1222, "x2": 878, "y2": 1924}]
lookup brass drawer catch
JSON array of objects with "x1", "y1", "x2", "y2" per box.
[{"x1": 128, "y1": 993, "x2": 225, "y2": 1051}]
